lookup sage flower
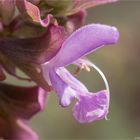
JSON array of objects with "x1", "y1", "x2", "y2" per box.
[
  {"x1": 0, "y1": 23, "x2": 119, "y2": 123},
  {"x1": 0, "y1": 0, "x2": 119, "y2": 138},
  {"x1": 41, "y1": 24, "x2": 119, "y2": 123}
]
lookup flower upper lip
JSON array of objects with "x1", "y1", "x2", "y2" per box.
[{"x1": 49, "y1": 24, "x2": 119, "y2": 67}]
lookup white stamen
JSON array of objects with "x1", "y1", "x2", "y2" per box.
[{"x1": 90, "y1": 62, "x2": 110, "y2": 95}]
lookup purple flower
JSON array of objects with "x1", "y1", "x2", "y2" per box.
[
  {"x1": 41, "y1": 24, "x2": 119, "y2": 123},
  {"x1": 0, "y1": 23, "x2": 119, "y2": 123},
  {"x1": 0, "y1": 83, "x2": 47, "y2": 139},
  {"x1": 0, "y1": 0, "x2": 119, "y2": 138}
]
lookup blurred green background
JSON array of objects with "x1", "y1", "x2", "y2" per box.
[{"x1": 8, "y1": 1, "x2": 140, "y2": 140}]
